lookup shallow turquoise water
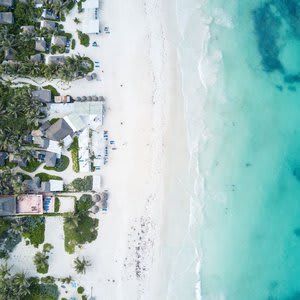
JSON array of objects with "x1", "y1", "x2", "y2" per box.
[{"x1": 195, "y1": 1, "x2": 300, "y2": 299}]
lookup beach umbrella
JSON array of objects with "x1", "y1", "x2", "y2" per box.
[
  {"x1": 93, "y1": 194, "x2": 101, "y2": 203},
  {"x1": 87, "y1": 96, "x2": 92, "y2": 101},
  {"x1": 90, "y1": 205, "x2": 100, "y2": 214},
  {"x1": 76, "y1": 97, "x2": 82, "y2": 101},
  {"x1": 82, "y1": 96, "x2": 87, "y2": 101},
  {"x1": 92, "y1": 96, "x2": 98, "y2": 101},
  {"x1": 99, "y1": 96, "x2": 105, "y2": 102}
]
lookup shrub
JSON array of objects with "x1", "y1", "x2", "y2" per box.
[
  {"x1": 71, "y1": 39, "x2": 76, "y2": 50},
  {"x1": 54, "y1": 198, "x2": 60, "y2": 213},
  {"x1": 43, "y1": 85, "x2": 59, "y2": 97},
  {"x1": 33, "y1": 251, "x2": 49, "y2": 274},
  {"x1": 43, "y1": 243, "x2": 53, "y2": 253},
  {"x1": 49, "y1": 118, "x2": 59, "y2": 125},
  {"x1": 41, "y1": 276, "x2": 55, "y2": 284},
  {"x1": 35, "y1": 173, "x2": 62, "y2": 181},
  {"x1": 71, "y1": 176, "x2": 93, "y2": 192},
  {"x1": 77, "y1": 30, "x2": 90, "y2": 47},
  {"x1": 70, "y1": 137, "x2": 79, "y2": 172},
  {"x1": 22, "y1": 217, "x2": 45, "y2": 247},
  {"x1": 26, "y1": 282, "x2": 59, "y2": 300},
  {"x1": 77, "y1": 286, "x2": 84, "y2": 294}
]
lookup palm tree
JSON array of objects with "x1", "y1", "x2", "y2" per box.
[
  {"x1": 12, "y1": 272, "x2": 31, "y2": 298},
  {"x1": 64, "y1": 212, "x2": 79, "y2": 229},
  {"x1": 11, "y1": 219, "x2": 25, "y2": 235},
  {"x1": 74, "y1": 17, "x2": 80, "y2": 24},
  {"x1": 33, "y1": 252, "x2": 48, "y2": 273},
  {"x1": 0, "y1": 264, "x2": 10, "y2": 279},
  {"x1": 74, "y1": 257, "x2": 91, "y2": 274}
]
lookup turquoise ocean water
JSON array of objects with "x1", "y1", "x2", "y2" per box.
[{"x1": 176, "y1": 0, "x2": 300, "y2": 299}]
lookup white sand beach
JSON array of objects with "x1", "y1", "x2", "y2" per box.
[{"x1": 8, "y1": 0, "x2": 191, "y2": 298}]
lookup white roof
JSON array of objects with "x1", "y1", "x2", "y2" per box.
[
  {"x1": 73, "y1": 102, "x2": 103, "y2": 115},
  {"x1": 93, "y1": 175, "x2": 101, "y2": 192},
  {"x1": 47, "y1": 140, "x2": 62, "y2": 158},
  {"x1": 63, "y1": 135, "x2": 73, "y2": 148},
  {"x1": 64, "y1": 114, "x2": 86, "y2": 132},
  {"x1": 92, "y1": 130, "x2": 105, "y2": 158},
  {"x1": 82, "y1": 0, "x2": 99, "y2": 9},
  {"x1": 49, "y1": 180, "x2": 64, "y2": 191},
  {"x1": 78, "y1": 128, "x2": 91, "y2": 172}
]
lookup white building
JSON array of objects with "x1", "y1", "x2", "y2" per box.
[
  {"x1": 78, "y1": 128, "x2": 91, "y2": 172},
  {"x1": 82, "y1": 0, "x2": 100, "y2": 34},
  {"x1": 92, "y1": 130, "x2": 106, "y2": 170}
]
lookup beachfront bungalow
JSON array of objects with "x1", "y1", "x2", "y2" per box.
[
  {"x1": 17, "y1": 194, "x2": 43, "y2": 215},
  {"x1": 51, "y1": 35, "x2": 67, "y2": 47},
  {"x1": 0, "y1": 152, "x2": 8, "y2": 167},
  {"x1": 30, "y1": 53, "x2": 42, "y2": 63},
  {"x1": 45, "y1": 118, "x2": 73, "y2": 141},
  {"x1": 33, "y1": 136, "x2": 49, "y2": 148},
  {"x1": 0, "y1": 0, "x2": 13, "y2": 7},
  {"x1": 9, "y1": 153, "x2": 28, "y2": 168},
  {"x1": 40, "y1": 20, "x2": 56, "y2": 31},
  {"x1": 0, "y1": 196, "x2": 16, "y2": 216},
  {"x1": 21, "y1": 25, "x2": 35, "y2": 35},
  {"x1": 46, "y1": 55, "x2": 65, "y2": 65},
  {"x1": 35, "y1": 39, "x2": 47, "y2": 52},
  {"x1": 44, "y1": 151, "x2": 57, "y2": 167},
  {"x1": 22, "y1": 177, "x2": 41, "y2": 193},
  {"x1": 0, "y1": 12, "x2": 13, "y2": 24},
  {"x1": 82, "y1": 0, "x2": 100, "y2": 34},
  {"x1": 32, "y1": 89, "x2": 52, "y2": 103},
  {"x1": 42, "y1": 9, "x2": 57, "y2": 20}
]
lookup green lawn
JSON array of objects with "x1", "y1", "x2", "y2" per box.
[
  {"x1": 35, "y1": 173, "x2": 63, "y2": 181},
  {"x1": 70, "y1": 137, "x2": 79, "y2": 173},
  {"x1": 42, "y1": 85, "x2": 60, "y2": 97},
  {"x1": 20, "y1": 160, "x2": 41, "y2": 173}
]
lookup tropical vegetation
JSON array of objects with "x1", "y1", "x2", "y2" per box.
[
  {"x1": 63, "y1": 195, "x2": 98, "y2": 253},
  {"x1": 33, "y1": 251, "x2": 49, "y2": 274},
  {"x1": 0, "y1": 83, "x2": 42, "y2": 152},
  {"x1": 70, "y1": 136, "x2": 79, "y2": 172},
  {"x1": 0, "y1": 264, "x2": 31, "y2": 299},
  {"x1": 77, "y1": 30, "x2": 90, "y2": 47},
  {"x1": 73, "y1": 257, "x2": 91, "y2": 274}
]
